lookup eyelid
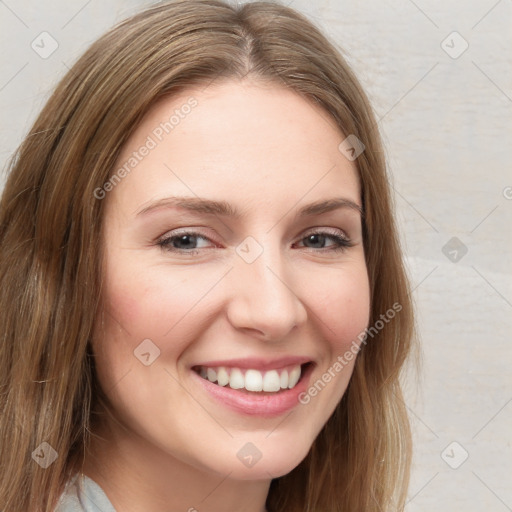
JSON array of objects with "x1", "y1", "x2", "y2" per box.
[
  {"x1": 156, "y1": 227, "x2": 218, "y2": 245},
  {"x1": 156, "y1": 225, "x2": 353, "y2": 254},
  {"x1": 294, "y1": 228, "x2": 354, "y2": 253},
  {"x1": 157, "y1": 226, "x2": 349, "y2": 243},
  {"x1": 301, "y1": 226, "x2": 349, "y2": 239}
]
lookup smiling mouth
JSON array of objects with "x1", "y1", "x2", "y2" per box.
[{"x1": 192, "y1": 363, "x2": 312, "y2": 393}]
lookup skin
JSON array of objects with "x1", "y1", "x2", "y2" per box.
[{"x1": 84, "y1": 79, "x2": 370, "y2": 512}]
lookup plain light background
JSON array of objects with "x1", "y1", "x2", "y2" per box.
[{"x1": 1, "y1": 0, "x2": 511, "y2": 510}]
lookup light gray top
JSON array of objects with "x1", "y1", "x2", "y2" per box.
[{"x1": 55, "y1": 473, "x2": 117, "y2": 512}]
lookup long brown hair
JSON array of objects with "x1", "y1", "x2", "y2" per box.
[{"x1": 0, "y1": 1, "x2": 415, "y2": 510}]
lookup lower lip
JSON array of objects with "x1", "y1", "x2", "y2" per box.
[{"x1": 191, "y1": 364, "x2": 313, "y2": 418}]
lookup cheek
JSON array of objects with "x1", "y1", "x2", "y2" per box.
[
  {"x1": 98, "y1": 253, "x2": 370, "y2": 366},
  {"x1": 91, "y1": 261, "x2": 217, "y2": 432},
  {"x1": 308, "y1": 263, "x2": 371, "y2": 352},
  {"x1": 96, "y1": 258, "x2": 224, "y2": 360}
]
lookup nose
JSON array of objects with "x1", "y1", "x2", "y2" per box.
[{"x1": 225, "y1": 241, "x2": 308, "y2": 341}]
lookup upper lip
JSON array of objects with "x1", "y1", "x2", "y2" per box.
[{"x1": 192, "y1": 356, "x2": 313, "y2": 371}]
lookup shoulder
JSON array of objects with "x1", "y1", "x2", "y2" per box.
[{"x1": 54, "y1": 473, "x2": 117, "y2": 512}]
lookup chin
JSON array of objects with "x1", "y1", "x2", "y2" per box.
[
  {"x1": 225, "y1": 453, "x2": 308, "y2": 481},
  {"x1": 205, "y1": 433, "x2": 314, "y2": 481}
]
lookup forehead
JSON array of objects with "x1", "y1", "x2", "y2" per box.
[{"x1": 107, "y1": 79, "x2": 360, "y2": 215}]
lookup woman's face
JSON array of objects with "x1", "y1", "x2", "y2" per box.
[{"x1": 93, "y1": 79, "x2": 370, "y2": 480}]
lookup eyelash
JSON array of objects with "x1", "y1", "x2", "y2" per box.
[{"x1": 156, "y1": 229, "x2": 353, "y2": 255}]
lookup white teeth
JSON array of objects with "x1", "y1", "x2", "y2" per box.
[
  {"x1": 217, "y1": 367, "x2": 229, "y2": 386},
  {"x1": 197, "y1": 364, "x2": 303, "y2": 393},
  {"x1": 229, "y1": 368, "x2": 245, "y2": 389},
  {"x1": 245, "y1": 370, "x2": 263, "y2": 391},
  {"x1": 280, "y1": 369, "x2": 289, "y2": 389},
  {"x1": 288, "y1": 366, "x2": 301, "y2": 388},
  {"x1": 263, "y1": 370, "x2": 281, "y2": 392}
]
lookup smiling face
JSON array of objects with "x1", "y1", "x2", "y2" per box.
[{"x1": 91, "y1": 79, "x2": 370, "y2": 484}]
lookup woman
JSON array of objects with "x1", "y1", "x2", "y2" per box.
[{"x1": 0, "y1": 1, "x2": 415, "y2": 511}]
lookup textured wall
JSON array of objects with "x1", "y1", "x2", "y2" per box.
[{"x1": 1, "y1": 1, "x2": 511, "y2": 510}]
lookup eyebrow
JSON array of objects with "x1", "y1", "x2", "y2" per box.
[{"x1": 136, "y1": 196, "x2": 363, "y2": 219}]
